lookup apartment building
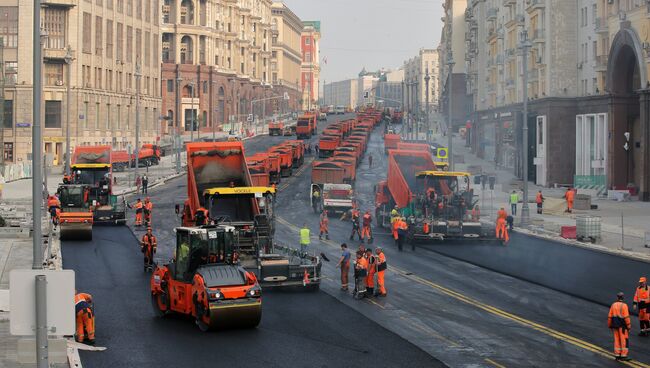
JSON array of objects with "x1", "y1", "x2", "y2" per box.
[
  {"x1": 1, "y1": 0, "x2": 161, "y2": 165},
  {"x1": 438, "y1": 0, "x2": 469, "y2": 131},
  {"x1": 403, "y1": 48, "x2": 439, "y2": 119},
  {"x1": 270, "y1": 1, "x2": 301, "y2": 111},
  {"x1": 300, "y1": 20, "x2": 320, "y2": 111},
  {"x1": 160, "y1": 0, "x2": 274, "y2": 136},
  {"x1": 376, "y1": 69, "x2": 404, "y2": 109}
]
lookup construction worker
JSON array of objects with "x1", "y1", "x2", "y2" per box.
[
  {"x1": 353, "y1": 251, "x2": 368, "y2": 298},
  {"x1": 608, "y1": 292, "x2": 632, "y2": 361},
  {"x1": 536, "y1": 190, "x2": 544, "y2": 214},
  {"x1": 390, "y1": 205, "x2": 400, "y2": 224},
  {"x1": 311, "y1": 187, "x2": 321, "y2": 213},
  {"x1": 368, "y1": 153, "x2": 373, "y2": 169},
  {"x1": 396, "y1": 217, "x2": 408, "y2": 251},
  {"x1": 375, "y1": 247, "x2": 387, "y2": 297},
  {"x1": 361, "y1": 210, "x2": 373, "y2": 243},
  {"x1": 47, "y1": 194, "x2": 60, "y2": 219},
  {"x1": 496, "y1": 216, "x2": 509, "y2": 243},
  {"x1": 471, "y1": 205, "x2": 480, "y2": 221},
  {"x1": 634, "y1": 277, "x2": 650, "y2": 336},
  {"x1": 319, "y1": 210, "x2": 330, "y2": 240},
  {"x1": 497, "y1": 207, "x2": 507, "y2": 221},
  {"x1": 509, "y1": 190, "x2": 519, "y2": 216},
  {"x1": 144, "y1": 197, "x2": 153, "y2": 226},
  {"x1": 336, "y1": 243, "x2": 351, "y2": 291},
  {"x1": 300, "y1": 223, "x2": 310, "y2": 256},
  {"x1": 565, "y1": 187, "x2": 576, "y2": 213},
  {"x1": 75, "y1": 291, "x2": 95, "y2": 344},
  {"x1": 141, "y1": 227, "x2": 158, "y2": 272},
  {"x1": 349, "y1": 208, "x2": 362, "y2": 241},
  {"x1": 134, "y1": 198, "x2": 143, "y2": 226},
  {"x1": 365, "y1": 248, "x2": 376, "y2": 296},
  {"x1": 63, "y1": 174, "x2": 72, "y2": 185},
  {"x1": 194, "y1": 207, "x2": 209, "y2": 226}
]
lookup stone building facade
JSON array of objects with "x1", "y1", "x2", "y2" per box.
[
  {"x1": 1, "y1": 0, "x2": 161, "y2": 166},
  {"x1": 270, "y1": 1, "x2": 301, "y2": 112},
  {"x1": 322, "y1": 79, "x2": 357, "y2": 109},
  {"x1": 300, "y1": 20, "x2": 320, "y2": 111}
]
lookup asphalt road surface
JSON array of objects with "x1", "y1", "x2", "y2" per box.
[
  {"x1": 62, "y1": 114, "x2": 443, "y2": 368},
  {"x1": 62, "y1": 113, "x2": 650, "y2": 368}
]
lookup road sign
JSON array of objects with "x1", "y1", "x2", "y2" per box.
[
  {"x1": 437, "y1": 148, "x2": 449, "y2": 159},
  {"x1": 624, "y1": 142, "x2": 630, "y2": 151},
  {"x1": 283, "y1": 92, "x2": 290, "y2": 100},
  {"x1": 624, "y1": 132, "x2": 631, "y2": 141},
  {"x1": 247, "y1": 114, "x2": 254, "y2": 122},
  {"x1": 364, "y1": 91, "x2": 369, "y2": 99},
  {"x1": 10, "y1": 270, "x2": 75, "y2": 336},
  {"x1": 16, "y1": 123, "x2": 31, "y2": 128}
]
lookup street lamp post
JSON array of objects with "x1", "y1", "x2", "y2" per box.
[
  {"x1": 447, "y1": 53, "x2": 455, "y2": 171},
  {"x1": 424, "y1": 67, "x2": 431, "y2": 143},
  {"x1": 134, "y1": 61, "x2": 142, "y2": 183},
  {"x1": 64, "y1": 46, "x2": 73, "y2": 176},
  {"x1": 175, "y1": 76, "x2": 182, "y2": 173},
  {"x1": 520, "y1": 30, "x2": 532, "y2": 226},
  {"x1": 190, "y1": 81, "x2": 195, "y2": 143}
]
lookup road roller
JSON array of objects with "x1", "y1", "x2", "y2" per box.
[
  {"x1": 57, "y1": 184, "x2": 94, "y2": 241},
  {"x1": 150, "y1": 225, "x2": 262, "y2": 331}
]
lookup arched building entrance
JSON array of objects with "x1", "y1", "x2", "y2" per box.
[{"x1": 607, "y1": 23, "x2": 650, "y2": 201}]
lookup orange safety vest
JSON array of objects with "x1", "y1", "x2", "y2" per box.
[
  {"x1": 536, "y1": 193, "x2": 543, "y2": 204},
  {"x1": 634, "y1": 286, "x2": 650, "y2": 306},
  {"x1": 377, "y1": 252, "x2": 386, "y2": 269},
  {"x1": 356, "y1": 256, "x2": 368, "y2": 271},
  {"x1": 566, "y1": 190, "x2": 575, "y2": 202},
  {"x1": 135, "y1": 202, "x2": 143, "y2": 211},
  {"x1": 75, "y1": 292, "x2": 92, "y2": 306},
  {"x1": 497, "y1": 209, "x2": 507, "y2": 220},
  {"x1": 608, "y1": 301, "x2": 631, "y2": 329}
]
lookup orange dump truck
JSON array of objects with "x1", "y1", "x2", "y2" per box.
[
  {"x1": 384, "y1": 134, "x2": 402, "y2": 153},
  {"x1": 296, "y1": 113, "x2": 317, "y2": 139},
  {"x1": 269, "y1": 121, "x2": 284, "y2": 136}
]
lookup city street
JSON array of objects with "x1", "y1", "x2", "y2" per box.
[{"x1": 60, "y1": 116, "x2": 650, "y2": 367}]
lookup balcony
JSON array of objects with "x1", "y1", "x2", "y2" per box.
[
  {"x1": 526, "y1": 0, "x2": 545, "y2": 13},
  {"x1": 487, "y1": 8, "x2": 498, "y2": 21},
  {"x1": 595, "y1": 17, "x2": 608, "y2": 33},
  {"x1": 42, "y1": 0, "x2": 76, "y2": 6}
]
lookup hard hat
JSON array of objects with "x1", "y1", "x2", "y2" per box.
[
  {"x1": 617, "y1": 292, "x2": 625, "y2": 299},
  {"x1": 394, "y1": 205, "x2": 398, "y2": 209},
  {"x1": 640, "y1": 277, "x2": 647, "y2": 283},
  {"x1": 147, "y1": 227, "x2": 152, "y2": 231}
]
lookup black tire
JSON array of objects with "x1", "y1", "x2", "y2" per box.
[
  {"x1": 151, "y1": 293, "x2": 168, "y2": 318},
  {"x1": 307, "y1": 283, "x2": 320, "y2": 292}
]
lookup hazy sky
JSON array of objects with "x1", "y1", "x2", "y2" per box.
[{"x1": 282, "y1": 0, "x2": 444, "y2": 83}]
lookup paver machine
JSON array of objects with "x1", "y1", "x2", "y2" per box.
[
  {"x1": 150, "y1": 225, "x2": 262, "y2": 331},
  {"x1": 181, "y1": 142, "x2": 321, "y2": 289},
  {"x1": 60, "y1": 146, "x2": 126, "y2": 239}
]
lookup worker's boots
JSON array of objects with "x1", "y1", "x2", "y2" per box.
[
  {"x1": 367, "y1": 287, "x2": 374, "y2": 297},
  {"x1": 326, "y1": 234, "x2": 330, "y2": 240}
]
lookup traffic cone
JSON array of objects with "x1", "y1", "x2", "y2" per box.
[{"x1": 303, "y1": 269, "x2": 310, "y2": 286}]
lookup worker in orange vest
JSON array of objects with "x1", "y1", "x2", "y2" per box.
[
  {"x1": 496, "y1": 216, "x2": 509, "y2": 243},
  {"x1": 361, "y1": 210, "x2": 373, "y2": 243},
  {"x1": 565, "y1": 187, "x2": 576, "y2": 213},
  {"x1": 143, "y1": 197, "x2": 153, "y2": 226},
  {"x1": 375, "y1": 247, "x2": 387, "y2": 297},
  {"x1": 365, "y1": 248, "x2": 376, "y2": 296},
  {"x1": 75, "y1": 291, "x2": 95, "y2": 344},
  {"x1": 141, "y1": 227, "x2": 158, "y2": 272},
  {"x1": 497, "y1": 207, "x2": 507, "y2": 220},
  {"x1": 536, "y1": 190, "x2": 544, "y2": 214},
  {"x1": 134, "y1": 198, "x2": 143, "y2": 226},
  {"x1": 608, "y1": 292, "x2": 632, "y2": 361},
  {"x1": 319, "y1": 210, "x2": 330, "y2": 240},
  {"x1": 634, "y1": 277, "x2": 650, "y2": 336},
  {"x1": 354, "y1": 251, "x2": 368, "y2": 298},
  {"x1": 396, "y1": 217, "x2": 408, "y2": 251},
  {"x1": 195, "y1": 207, "x2": 209, "y2": 226}
]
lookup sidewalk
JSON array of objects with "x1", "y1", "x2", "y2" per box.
[{"x1": 438, "y1": 133, "x2": 650, "y2": 256}]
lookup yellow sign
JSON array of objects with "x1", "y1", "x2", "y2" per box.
[
  {"x1": 416, "y1": 170, "x2": 470, "y2": 177},
  {"x1": 44, "y1": 137, "x2": 66, "y2": 143},
  {"x1": 436, "y1": 148, "x2": 448, "y2": 159},
  {"x1": 203, "y1": 186, "x2": 276, "y2": 196},
  {"x1": 71, "y1": 163, "x2": 111, "y2": 169}
]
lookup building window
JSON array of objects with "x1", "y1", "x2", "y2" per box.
[
  {"x1": 0, "y1": 7, "x2": 19, "y2": 48},
  {"x1": 136, "y1": 28, "x2": 142, "y2": 61},
  {"x1": 162, "y1": 33, "x2": 172, "y2": 62},
  {"x1": 84, "y1": 101, "x2": 89, "y2": 128},
  {"x1": 5, "y1": 62, "x2": 17, "y2": 85},
  {"x1": 3, "y1": 142, "x2": 13, "y2": 162},
  {"x1": 116, "y1": 23, "x2": 124, "y2": 61},
  {"x1": 44, "y1": 63, "x2": 64, "y2": 86},
  {"x1": 106, "y1": 20, "x2": 113, "y2": 59},
  {"x1": 180, "y1": 35, "x2": 193, "y2": 64},
  {"x1": 116, "y1": 104, "x2": 121, "y2": 129},
  {"x1": 305, "y1": 52, "x2": 311, "y2": 62},
  {"x1": 144, "y1": 31, "x2": 150, "y2": 66},
  {"x1": 106, "y1": 103, "x2": 111, "y2": 129},
  {"x1": 153, "y1": 33, "x2": 159, "y2": 67},
  {"x1": 95, "y1": 103, "x2": 100, "y2": 129},
  {"x1": 45, "y1": 101, "x2": 62, "y2": 128},
  {"x1": 167, "y1": 79, "x2": 174, "y2": 92},
  {"x1": 126, "y1": 26, "x2": 133, "y2": 62},
  {"x1": 203, "y1": 81, "x2": 207, "y2": 93},
  {"x1": 305, "y1": 37, "x2": 310, "y2": 45},
  {"x1": 82, "y1": 13, "x2": 92, "y2": 53},
  {"x1": 127, "y1": 0, "x2": 133, "y2": 16},
  {"x1": 163, "y1": 0, "x2": 170, "y2": 23},
  {"x1": 3, "y1": 100, "x2": 13, "y2": 128},
  {"x1": 95, "y1": 16, "x2": 103, "y2": 56},
  {"x1": 180, "y1": 0, "x2": 194, "y2": 24},
  {"x1": 42, "y1": 7, "x2": 66, "y2": 49},
  {"x1": 117, "y1": 0, "x2": 123, "y2": 13},
  {"x1": 136, "y1": 0, "x2": 142, "y2": 19}
]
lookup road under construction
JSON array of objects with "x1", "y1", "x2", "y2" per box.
[{"x1": 61, "y1": 113, "x2": 650, "y2": 368}]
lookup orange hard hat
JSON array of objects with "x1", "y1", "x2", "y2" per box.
[{"x1": 640, "y1": 277, "x2": 647, "y2": 283}]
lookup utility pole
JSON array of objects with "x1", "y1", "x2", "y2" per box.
[
  {"x1": 33, "y1": 0, "x2": 43, "y2": 271},
  {"x1": 520, "y1": 30, "x2": 532, "y2": 226},
  {"x1": 0, "y1": 38, "x2": 5, "y2": 174},
  {"x1": 190, "y1": 81, "x2": 195, "y2": 143},
  {"x1": 175, "y1": 75, "x2": 182, "y2": 173},
  {"x1": 447, "y1": 52, "x2": 455, "y2": 171},
  {"x1": 134, "y1": 61, "x2": 142, "y2": 183},
  {"x1": 424, "y1": 66, "x2": 431, "y2": 143},
  {"x1": 64, "y1": 45, "x2": 73, "y2": 176}
]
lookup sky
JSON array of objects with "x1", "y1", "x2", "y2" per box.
[{"x1": 282, "y1": 0, "x2": 445, "y2": 83}]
